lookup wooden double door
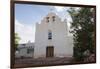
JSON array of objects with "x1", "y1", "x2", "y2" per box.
[{"x1": 46, "y1": 46, "x2": 54, "y2": 57}]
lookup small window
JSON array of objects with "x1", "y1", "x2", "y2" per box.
[
  {"x1": 22, "y1": 44, "x2": 26, "y2": 46},
  {"x1": 52, "y1": 16, "x2": 55, "y2": 22},
  {"x1": 48, "y1": 31, "x2": 52, "y2": 40},
  {"x1": 27, "y1": 48, "x2": 34, "y2": 54},
  {"x1": 46, "y1": 17, "x2": 49, "y2": 22}
]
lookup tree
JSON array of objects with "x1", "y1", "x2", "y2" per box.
[
  {"x1": 15, "y1": 33, "x2": 21, "y2": 50},
  {"x1": 68, "y1": 7, "x2": 95, "y2": 61}
]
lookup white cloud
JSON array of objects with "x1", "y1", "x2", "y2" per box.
[
  {"x1": 53, "y1": 6, "x2": 71, "y2": 21},
  {"x1": 15, "y1": 19, "x2": 36, "y2": 43},
  {"x1": 54, "y1": 6, "x2": 65, "y2": 12}
]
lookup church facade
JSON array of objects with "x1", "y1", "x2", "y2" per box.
[{"x1": 34, "y1": 12, "x2": 73, "y2": 58}]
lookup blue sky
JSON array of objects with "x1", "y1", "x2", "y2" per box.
[
  {"x1": 15, "y1": 4, "x2": 72, "y2": 43},
  {"x1": 15, "y1": 4, "x2": 52, "y2": 25}
]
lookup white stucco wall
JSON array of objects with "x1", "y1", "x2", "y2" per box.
[{"x1": 34, "y1": 12, "x2": 73, "y2": 58}]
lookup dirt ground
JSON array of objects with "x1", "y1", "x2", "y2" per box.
[{"x1": 14, "y1": 57, "x2": 73, "y2": 68}]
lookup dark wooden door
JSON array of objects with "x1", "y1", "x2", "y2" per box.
[{"x1": 46, "y1": 46, "x2": 54, "y2": 57}]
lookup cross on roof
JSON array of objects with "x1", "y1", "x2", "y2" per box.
[{"x1": 49, "y1": 7, "x2": 54, "y2": 12}]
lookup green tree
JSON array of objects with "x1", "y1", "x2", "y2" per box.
[
  {"x1": 15, "y1": 33, "x2": 21, "y2": 50},
  {"x1": 68, "y1": 7, "x2": 95, "y2": 61}
]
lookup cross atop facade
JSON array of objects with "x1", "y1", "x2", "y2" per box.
[{"x1": 49, "y1": 7, "x2": 55, "y2": 12}]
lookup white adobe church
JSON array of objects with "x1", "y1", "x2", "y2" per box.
[
  {"x1": 16, "y1": 12, "x2": 73, "y2": 58},
  {"x1": 34, "y1": 12, "x2": 73, "y2": 58}
]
